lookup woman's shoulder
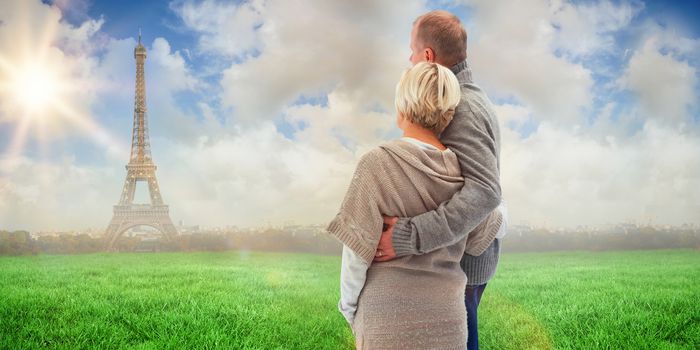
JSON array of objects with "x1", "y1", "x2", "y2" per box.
[{"x1": 357, "y1": 145, "x2": 392, "y2": 167}]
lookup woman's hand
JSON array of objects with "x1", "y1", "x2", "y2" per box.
[{"x1": 374, "y1": 216, "x2": 398, "y2": 262}]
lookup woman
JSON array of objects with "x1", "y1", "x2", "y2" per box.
[{"x1": 327, "y1": 62, "x2": 498, "y2": 349}]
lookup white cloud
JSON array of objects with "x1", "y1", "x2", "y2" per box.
[
  {"x1": 551, "y1": 0, "x2": 643, "y2": 57},
  {"x1": 494, "y1": 103, "x2": 531, "y2": 130},
  {"x1": 618, "y1": 36, "x2": 698, "y2": 124},
  {"x1": 500, "y1": 119, "x2": 700, "y2": 226},
  {"x1": 170, "y1": 0, "x2": 265, "y2": 58},
  {"x1": 52, "y1": 0, "x2": 92, "y2": 23},
  {"x1": 216, "y1": 0, "x2": 425, "y2": 124},
  {"x1": 156, "y1": 121, "x2": 360, "y2": 227},
  {"x1": 283, "y1": 90, "x2": 397, "y2": 152},
  {"x1": 463, "y1": 0, "x2": 594, "y2": 124},
  {"x1": 636, "y1": 19, "x2": 700, "y2": 57},
  {"x1": 0, "y1": 155, "x2": 121, "y2": 230}
]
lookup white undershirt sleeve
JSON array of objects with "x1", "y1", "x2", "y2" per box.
[
  {"x1": 495, "y1": 199, "x2": 509, "y2": 239},
  {"x1": 338, "y1": 245, "x2": 370, "y2": 326}
]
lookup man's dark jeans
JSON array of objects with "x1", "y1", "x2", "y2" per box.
[{"x1": 465, "y1": 283, "x2": 488, "y2": 350}]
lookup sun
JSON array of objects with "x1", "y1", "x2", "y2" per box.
[
  {"x1": 10, "y1": 63, "x2": 61, "y2": 114},
  {"x1": 0, "y1": 55, "x2": 68, "y2": 125}
]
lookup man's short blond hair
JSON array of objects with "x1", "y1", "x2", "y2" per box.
[
  {"x1": 395, "y1": 62, "x2": 461, "y2": 134},
  {"x1": 414, "y1": 10, "x2": 467, "y2": 67}
]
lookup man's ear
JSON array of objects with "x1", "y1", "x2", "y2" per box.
[{"x1": 424, "y1": 48, "x2": 435, "y2": 63}]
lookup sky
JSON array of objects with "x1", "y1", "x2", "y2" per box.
[{"x1": 0, "y1": 0, "x2": 699, "y2": 231}]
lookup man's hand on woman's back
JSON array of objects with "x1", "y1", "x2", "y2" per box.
[{"x1": 374, "y1": 216, "x2": 398, "y2": 262}]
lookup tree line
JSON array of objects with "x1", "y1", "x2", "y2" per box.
[
  {"x1": 500, "y1": 226, "x2": 700, "y2": 253},
  {"x1": 0, "y1": 229, "x2": 343, "y2": 256}
]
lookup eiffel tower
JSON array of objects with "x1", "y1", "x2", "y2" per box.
[{"x1": 103, "y1": 32, "x2": 178, "y2": 251}]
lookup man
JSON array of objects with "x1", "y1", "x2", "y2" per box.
[{"x1": 373, "y1": 10, "x2": 506, "y2": 350}]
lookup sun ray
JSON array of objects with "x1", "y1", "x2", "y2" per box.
[
  {"x1": 36, "y1": 108, "x2": 49, "y2": 162},
  {"x1": 3, "y1": 113, "x2": 32, "y2": 164},
  {"x1": 36, "y1": 6, "x2": 61, "y2": 61},
  {"x1": 0, "y1": 55, "x2": 13, "y2": 73},
  {"x1": 51, "y1": 101, "x2": 129, "y2": 159},
  {"x1": 17, "y1": 1, "x2": 33, "y2": 68}
]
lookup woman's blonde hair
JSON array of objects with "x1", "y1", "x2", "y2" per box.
[{"x1": 395, "y1": 61, "x2": 461, "y2": 134}]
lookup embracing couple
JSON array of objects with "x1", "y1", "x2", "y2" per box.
[{"x1": 326, "y1": 10, "x2": 508, "y2": 350}]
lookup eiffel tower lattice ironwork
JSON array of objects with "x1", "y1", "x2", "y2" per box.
[{"x1": 103, "y1": 32, "x2": 178, "y2": 251}]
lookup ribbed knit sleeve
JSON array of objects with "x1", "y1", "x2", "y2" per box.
[
  {"x1": 326, "y1": 152, "x2": 385, "y2": 265},
  {"x1": 465, "y1": 209, "x2": 503, "y2": 256}
]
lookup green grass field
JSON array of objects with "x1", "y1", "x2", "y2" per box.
[{"x1": 0, "y1": 249, "x2": 698, "y2": 349}]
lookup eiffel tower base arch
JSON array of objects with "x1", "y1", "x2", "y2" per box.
[{"x1": 103, "y1": 205, "x2": 178, "y2": 251}]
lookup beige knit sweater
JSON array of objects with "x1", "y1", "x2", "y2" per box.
[{"x1": 327, "y1": 139, "x2": 502, "y2": 350}]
